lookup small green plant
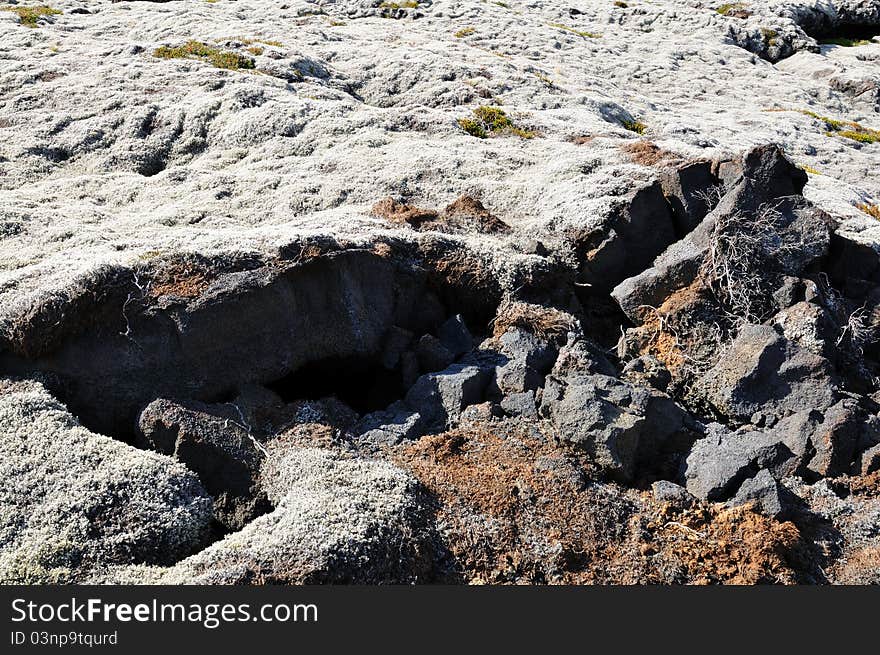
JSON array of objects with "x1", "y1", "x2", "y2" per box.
[
  {"x1": 772, "y1": 109, "x2": 880, "y2": 145},
  {"x1": 798, "y1": 164, "x2": 821, "y2": 176},
  {"x1": 219, "y1": 36, "x2": 282, "y2": 47},
  {"x1": 1, "y1": 5, "x2": 61, "y2": 27},
  {"x1": 548, "y1": 22, "x2": 601, "y2": 38},
  {"x1": 622, "y1": 119, "x2": 647, "y2": 134},
  {"x1": 715, "y1": 3, "x2": 750, "y2": 17},
  {"x1": 455, "y1": 27, "x2": 475, "y2": 38},
  {"x1": 458, "y1": 106, "x2": 535, "y2": 139},
  {"x1": 458, "y1": 118, "x2": 488, "y2": 138},
  {"x1": 760, "y1": 28, "x2": 779, "y2": 46},
  {"x1": 834, "y1": 129, "x2": 880, "y2": 144},
  {"x1": 857, "y1": 203, "x2": 880, "y2": 220},
  {"x1": 246, "y1": 45, "x2": 264, "y2": 55},
  {"x1": 153, "y1": 41, "x2": 256, "y2": 71},
  {"x1": 819, "y1": 36, "x2": 874, "y2": 47},
  {"x1": 380, "y1": 0, "x2": 418, "y2": 8}
]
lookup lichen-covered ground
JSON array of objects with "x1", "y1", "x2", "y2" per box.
[{"x1": 1, "y1": 1, "x2": 879, "y2": 584}]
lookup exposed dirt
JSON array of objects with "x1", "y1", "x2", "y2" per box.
[
  {"x1": 621, "y1": 140, "x2": 683, "y2": 167},
  {"x1": 491, "y1": 300, "x2": 574, "y2": 341},
  {"x1": 395, "y1": 423, "x2": 810, "y2": 584},
  {"x1": 148, "y1": 261, "x2": 215, "y2": 299},
  {"x1": 373, "y1": 195, "x2": 510, "y2": 234}
]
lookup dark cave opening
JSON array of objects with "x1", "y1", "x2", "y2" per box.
[
  {"x1": 267, "y1": 355, "x2": 406, "y2": 415},
  {"x1": 813, "y1": 23, "x2": 880, "y2": 45}
]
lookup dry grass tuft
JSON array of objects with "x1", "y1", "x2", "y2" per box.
[
  {"x1": 395, "y1": 425, "x2": 806, "y2": 584},
  {"x1": 621, "y1": 140, "x2": 680, "y2": 166},
  {"x1": 856, "y1": 202, "x2": 880, "y2": 220},
  {"x1": 372, "y1": 195, "x2": 510, "y2": 234},
  {"x1": 148, "y1": 261, "x2": 215, "y2": 299},
  {"x1": 443, "y1": 195, "x2": 510, "y2": 234},
  {"x1": 491, "y1": 300, "x2": 574, "y2": 340},
  {"x1": 371, "y1": 197, "x2": 439, "y2": 228}
]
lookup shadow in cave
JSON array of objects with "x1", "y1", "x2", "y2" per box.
[{"x1": 267, "y1": 355, "x2": 406, "y2": 415}]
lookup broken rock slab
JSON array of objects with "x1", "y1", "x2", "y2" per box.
[
  {"x1": 492, "y1": 326, "x2": 560, "y2": 396},
  {"x1": 683, "y1": 424, "x2": 796, "y2": 502},
  {"x1": 404, "y1": 363, "x2": 491, "y2": 432},
  {"x1": 540, "y1": 371, "x2": 694, "y2": 482},
  {"x1": 436, "y1": 314, "x2": 475, "y2": 358},
  {"x1": 0, "y1": 380, "x2": 213, "y2": 583},
  {"x1": 500, "y1": 390, "x2": 538, "y2": 418},
  {"x1": 770, "y1": 399, "x2": 880, "y2": 478},
  {"x1": 659, "y1": 159, "x2": 721, "y2": 236},
  {"x1": 415, "y1": 334, "x2": 456, "y2": 373},
  {"x1": 698, "y1": 324, "x2": 837, "y2": 425},
  {"x1": 138, "y1": 398, "x2": 269, "y2": 531},
  {"x1": 652, "y1": 480, "x2": 696, "y2": 508},
  {"x1": 611, "y1": 144, "x2": 819, "y2": 322},
  {"x1": 354, "y1": 401, "x2": 424, "y2": 448},
  {"x1": 727, "y1": 469, "x2": 787, "y2": 520},
  {"x1": 574, "y1": 181, "x2": 678, "y2": 293}
]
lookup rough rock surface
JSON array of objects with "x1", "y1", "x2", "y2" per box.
[{"x1": 2, "y1": 0, "x2": 880, "y2": 585}]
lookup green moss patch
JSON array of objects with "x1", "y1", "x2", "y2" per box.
[
  {"x1": 458, "y1": 106, "x2": 536, "y2": 139},
  {"x1": 769, "y1": 109, "x2": 880, "y2": 145},
  {"x1": 622, "y1": 119, "x2": 647, "y2": 134},
  {"x1": 715, "y1": 3, "x2": 751, "y2": 18},
  {"x1": 153, "y1": 40, "x2": 256, "y2": 71},
  {"x1": 819, "y1": 36, "x2": 874, "y2": 47},
  {"x1": 1, "y1": 5, "x2": 61, "y2": 27}
]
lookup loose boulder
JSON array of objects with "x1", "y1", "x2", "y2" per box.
[
  {"x1": 697, "y1": 324, "x2": 837, "y2": 425},
  {"x1": 404, "y1": 363, "x2": 491, "y2": 431},
  {"x1": 683, "y1": 424, "x2": 795, "y2": 501},
  {"x1": 138, "y1": 398, "x2": 269, "y2": 531}
]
